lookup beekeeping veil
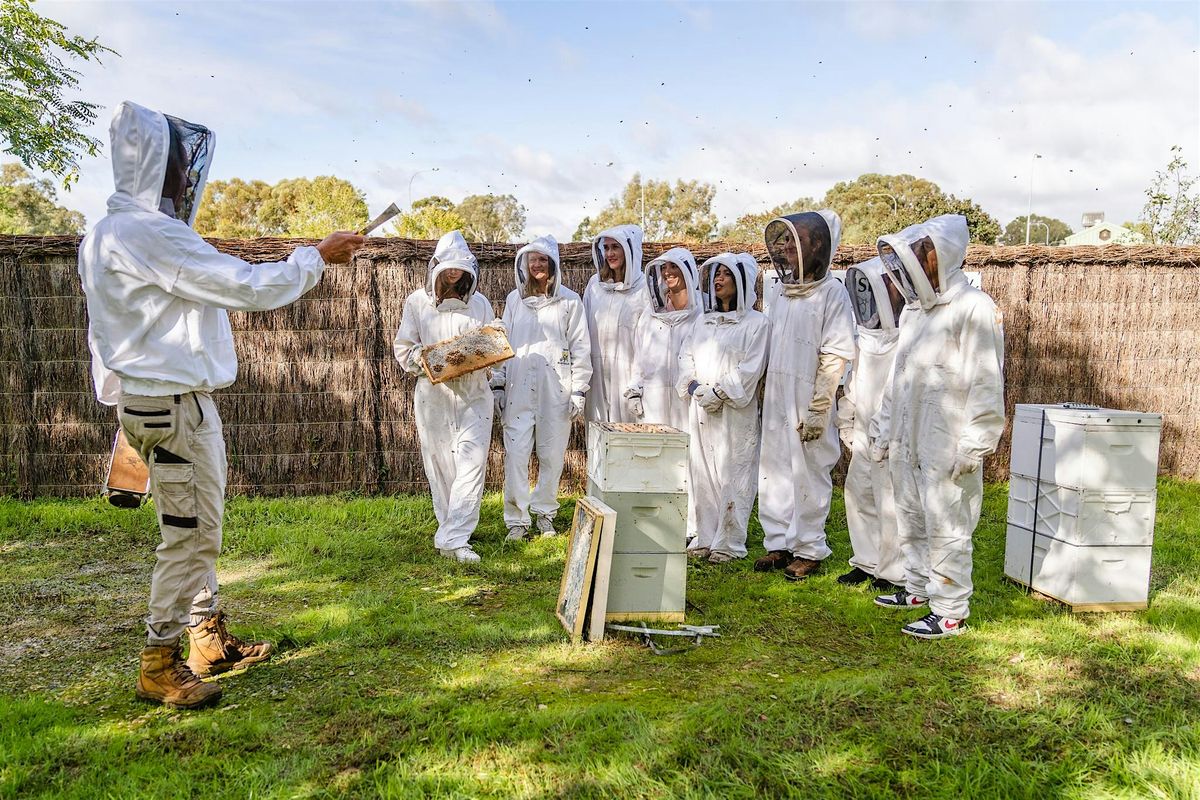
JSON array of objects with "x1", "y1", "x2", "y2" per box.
[
  {"x1": 590, "y1": 224, "x2": 645, "y2": 289},
  {"x1": 764, "y1": 209, "x2": 842, "y2": 297},
  {"x1": 514, "y1": 235, "x2": 561, "y2": 300},
  {"x1": 644, "y1": 246, "x2": 701, "y2": 318},
  {"x1": 427, "y1": 230, "x2": 479, "y2": 307},
  {"x1": 700, "y1": 252, "x2": 759, "y2": 318},
  {"x1": 877, "y1": 215, "x2": 970, "y2": 311},
  {"x1": 845, "y1": 256, "x2": 904, "y2": 332},
  {"x1": 108, "y1": 100, "x2": 215, "y2": 227}
]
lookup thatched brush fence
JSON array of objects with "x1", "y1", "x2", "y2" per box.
[{"x1": 2, "y1": 235, "x2": 1197, "y2": 497}]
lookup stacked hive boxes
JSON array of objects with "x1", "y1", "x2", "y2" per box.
[
  {"x1": 1003, "y1": 404, "x2": 1162, "y2": 611},
  {"x1": 586, "y1": 422, "x2": 689, "y2": 623}
]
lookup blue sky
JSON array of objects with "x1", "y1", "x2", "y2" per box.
[{"x1": 29, "y1": 0, "x2": 1200, "y2": 240}]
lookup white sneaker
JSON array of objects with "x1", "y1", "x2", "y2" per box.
[
  {"x1": 438, "y1": 546, "x2": 481, "y2": 563},
  {"x1": 874, "y1": 589, "x2": 928, "y2": 610},
  {"x1": 535, "y1": 514, "x2": 557, "y2": 536},
  {"x1": 902, "y1": 612, "x2": 967, "y2": 640},
  {"x1": 707, "y1": 550, "x2": 736, "y2": 564},
  {"x1": 505, "y1": 525, "x2": 529, "y2": 542}
]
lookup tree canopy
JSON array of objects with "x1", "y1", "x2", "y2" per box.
[
  {"x1": 1000, "y1": 214, "x2": 1073, "y2": 246},
  {"x1": 1140, "y1": 145, "x2": 1200, "y2": 245},
  {"x1": 456, "y1": 193, "x2": 526, "y2": 243},
  {"x1": 715, "y1": 174, "x2": 1001, "y2": 247},
  {"x1": 575, "y1": 174, "x2": 718, "y2": 243},
  {"x1": 386, "y1": 196, "x2": 465, "y2": 240},
  {"x1": 194, "y1": 176, "x2": 368, "y2": 238},
  {"x1": 0, "y1": 162, "x2": 85, "y2": 234},
  {"x1": 0, "y1": 0, "x2": 114, "y2": 187}
]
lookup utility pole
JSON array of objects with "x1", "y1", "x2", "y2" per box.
[{"x1": 1025, "y1": 154, "x2": 1042, "y2": 245}]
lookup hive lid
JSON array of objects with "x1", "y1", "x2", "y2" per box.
[{"x1": 1015, "y1": 403, "x2": 1162, "y2": 427}]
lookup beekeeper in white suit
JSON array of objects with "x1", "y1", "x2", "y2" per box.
[
  {"x1": 583, "y1": 224, "x2": 648, "y2": 423},
  {"x1": 677, "y1": 253, "x2": 769, "y2": 563},
  {"x1": 872, "y1": 214, "x2": 1005, "y2": 639},
  {"x1": 834, "y1": 256, "x2": 907, "y2": 590},
  {"x1": 755, "y1": 210, "x2": 857, "y2": 581},
  {"x1": 625, "y1": 247, "x2": 702, "y2": 430},
  {"x1": 394, "y1": 230, "x2": 497, "y2": 564},
  {"x1": 78, "y1": 101, "x2": 363, "y2": 710},
  {"x1": 493, "y1": 235, "x2": 591, "y2": 540}
]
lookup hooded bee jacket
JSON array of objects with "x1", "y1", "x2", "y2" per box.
[{"x1": 583, "y1": 224, "x2": 648, "y2": 423}]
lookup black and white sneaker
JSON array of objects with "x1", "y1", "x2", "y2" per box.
[
  {"x1": 836, "y1": 567, "x2": 874, "y2": 586},
  {"x1": 902, "y1": 613, "x2": 966, "y2": 640},
  {"x1": 874, "y1": 589, "x2": 928, "y2": 609}
]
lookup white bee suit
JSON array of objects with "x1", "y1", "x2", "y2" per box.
[
  {"x1": 835, "y1": 258, "x2": 904, "y2": 585},
  {"x1": 495, "y1": 235, "x2": 592, "y2": 527},
  {"x1": 583, "y1": 224, "x2": 648, "y2": 423},
  {"x1": 877, "y1": 214, "x2": 1005, "y2": 619},
  {"x1": 627, "y1": 247, "x2": 702, "y2": 430},
  {"x1": 394, "y1": 231, "x2": 496, "y2": 551},
  {"x1": 78, "y1": 101, "x2": 328, "y2": 646},
  {"x1": 757, "y1": 211, "x2": 857, "y2": 561},
  {"x1": 676, "y1": 253, "x2": 769, "y2": 558}
]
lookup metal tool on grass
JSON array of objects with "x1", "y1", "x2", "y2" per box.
[
  {"x1": 605, "y1": 622, "x2": 720, "y2": 655},
  {"x1": 358, "y1": 203, "x2": 401, "y2": 236}
]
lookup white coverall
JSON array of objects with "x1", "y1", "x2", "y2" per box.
[
  {"x1": 78, "y1": 101, "x2": 328, "y2": 646},
  {"x1": 877, "y1": 214, "x2": 1005, "y2": 619},
  {"x1": 627, "y1": 247, "x2": 702, "y2": 430},
  {"x1": 495, "y1": 235, "x2": 592, "y2": 528},
  {"x1": 835, "y1": 257, "x2": 905, "y2": 585},
  {"x1": 393, "y1": 231, "x2": 496, "y2": 551},
  {"x1": 757, "y1": 211, "x2": 857, "y2": 561},
  {"x1": 677, "y1": 254, "x2": 770, "y2": 558},
  {"x1": 583, "y1": 224, "x2": 648, "y2": 423}
]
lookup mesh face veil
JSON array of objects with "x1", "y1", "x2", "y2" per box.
[
  {"x1": 161, "y1": 114, "x2": 214, "y2": 226},
  {"x1": 846, "y1": 265, "x2": 880, "y2": 329},
  {"x1": 877, "y1": 242, "x2": 918, "y2": 305}
]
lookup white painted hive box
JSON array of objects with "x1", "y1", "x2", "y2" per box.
[
  {"x1": 1003, "y1": 525, "x2": 1150, "y2": 610},
  {"x1": 586, "y1": 422, "x2": 688, "y2": 493},
  {"x1": 1007, "y1": 475, "x2": 1156, "y2": 547},
  {"x1": 1010, "y1": 404, "x2": 1162, "y2": 491}
]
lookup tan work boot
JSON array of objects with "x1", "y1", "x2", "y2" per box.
[
  {"x1": 784, "y1": 557, "x2": 822, "y2": 581},
  {"x1": 186, "y1": 611, "x2": 274, "y2": 677},
  {"x1": 136, "y1": 644, "x2": 222, "y2": 710}
]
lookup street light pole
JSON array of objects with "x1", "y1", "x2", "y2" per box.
[
  {"x1": 408, "y1": 167, "x2": 439, "y2": 209},
  {"x1": 1031, "y1": 220, "x2": 1050, "y2": 245},
  {"x1": 1025, "y1": 153, "x2": 1042, "y2": 245}
]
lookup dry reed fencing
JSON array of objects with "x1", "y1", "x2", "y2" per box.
[{"x1": 2, "y1": 235, "x2": 1197, "y2": 498}]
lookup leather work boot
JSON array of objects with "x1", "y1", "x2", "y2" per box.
[
  {"x1": 753, "y1": 550, "x2": 792, "y2": 572},
  {"x1": 783, "y1": 557, "x2": 822, "y2": 581},
  {"x1": 186, "y1": 611, "x2": 274, "y2": 677},
  {"x1": 136, "y1": 644, "x2": 222, "y2": 710}
]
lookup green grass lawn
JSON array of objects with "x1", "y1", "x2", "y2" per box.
[{"x1": 1, "y1": 481, "x2": 1198, "y2": 799}]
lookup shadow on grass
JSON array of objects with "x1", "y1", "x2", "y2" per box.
[{"x1": 2, "y1": 485, "x2": 1199, "y2": 798}]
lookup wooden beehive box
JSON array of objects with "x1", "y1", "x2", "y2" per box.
[{"x1": 420, "y1": 324, "x2": 514, "y2": 384}]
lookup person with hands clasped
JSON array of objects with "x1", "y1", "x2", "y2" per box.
[
  {"x1": 677, "y1": 253, "x2": 769, "y2": 564},
  {"x1": 492, "y1": 235, "x2": 591, "y2": 541},
  {"x1": 624, "y1": 247, "x2": 702, "y2": 431}
]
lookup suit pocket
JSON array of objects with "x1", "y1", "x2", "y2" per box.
[{"x1": 153, "y1": 461, "x2": 197, "y2": 528}]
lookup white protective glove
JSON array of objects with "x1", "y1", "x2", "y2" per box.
[
  {"x1": 797, "y1": 410, "x2": 829, "y2": 442},
  {"x1": 489, "y1": 317, "x2": 507, "y2": 335},
  {"x1": 493, "y1": 389, "x2": 506, "y2": 417},
  {"x1": 694, "y1": 383, "x2": 722, "y2": 413},
  {"x1": 951, "y1": 453, "x2": 982, "y2": 481},
  {"x1": 798, "y1": 352, "x2": 847, "y2": 442},
  {"x1": 869, "y1": 440, "x2": 889, "y2": 463},
  {"x1": 570, "y1": 394, "x2": 586, "y2": 420},
  {"x1": 623, "y1": 387, "x2": 644, "y2": 418},
  {"x1": 838, "y1": 427, "x2": 854, "y2": 449}
]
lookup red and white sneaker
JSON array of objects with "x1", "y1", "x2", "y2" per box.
[
  {"x1": 902, "y1": 613, "x2": 967, "y2": 640},
  {"x1": 874, "y1": 589, "x2": 928, "y2": 610}
]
